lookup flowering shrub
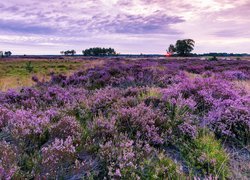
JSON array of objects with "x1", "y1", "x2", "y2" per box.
[
  {"x1": 162, "y1": 77, "x2": 244, "y2": 114},
  {"x1": 99, "y1": 134, "x2": 153, "y2": 178},
  {"x1": 7, "y1": 110, "x2": 50, "y2": 140},
  {"x1": 222, "y1": 70, "x2": 249, "y2": 81},
  {"x1": 117, "y1": 103, "x2": 164, "y2": 144},
  {"x1": 49, "y1": 116, "x2": 82, "y2": 141},
  {"x1": 204, "y1": 98, "x2": 250, "y2": 144},
  {"x1": 0, "y1": 58, "x2": 249, "y2": 178}
]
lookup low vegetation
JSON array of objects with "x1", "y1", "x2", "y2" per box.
[{"x1": 0, "y1": 57, "x2": 249, "y2": 179}]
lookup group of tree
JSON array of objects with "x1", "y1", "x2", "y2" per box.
[
  {"x1": 82, "y1": 47, "x2": 117, "y2": 56},
  {"x1": 60, "y1": 50, "x2": 76, "y2": 56},
  {"x1": 0, "y1": 51, "x2": 12, "y2": 57},
  {"x1": 167, "y1": 39, "x2": 195, "y2": 56}
]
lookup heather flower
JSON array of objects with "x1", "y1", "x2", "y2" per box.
[
  {"x1": 91, "y1": 115, "x2": 117, "y2": 140},
  {"x1": 222, "y1": 70, "x2": 249, "y2": 81},
  {"x1": 88, "y1": 87, "x2": 122, "y2": 115},
  {"x1": 49, "y1": 116, "x2": 82, "y2": 141},
  {"x1": 7, "y1": 110, "x2": 50, "y2": 139},
  {"x1": 204, "y1": 97, "x2": 250, "y2": 144},
  {"x1": 41, "y1": 136, "x2": 77, "y2": 176},
  {"x1": 99, "y1": 134, "x2": 152, "y2": 178},
  {"x1": 178, "y1": 122, "x2": 197, "y2": 139},
  {"x1": 117, "y1": 103, "x2": 164, "y2": 144}
]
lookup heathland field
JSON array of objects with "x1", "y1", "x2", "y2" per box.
[{"x1": 0, "y1": 56, "x2": 249, "y2": 179}]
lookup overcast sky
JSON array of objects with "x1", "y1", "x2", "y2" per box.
[{"x1": 0, "y1": 0, "x2": 249, "y2": 55}]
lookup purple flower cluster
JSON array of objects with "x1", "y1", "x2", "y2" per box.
[
  {"x1": 41, "y1": 136, "x2": 77, "y2": 176},
  {"x1": 205, "y1": 97, "x2": 250, "y2": 144},
  {"x1": 7, "y1": 110, "x2": 50, "y2": 140}
]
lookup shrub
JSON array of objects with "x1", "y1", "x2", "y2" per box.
[
  {"x1": 41, "y1": 136, "x2": 77, "y2": 177},
  {"x1": 204, "y1": 98, "x2": 250, "y2": 145},
  {"x1": 99, "y1": 134, "x2": 153, "y2": 179},
  {"x1": 7, "y1": 110, "x2": 50, "y2": 140},
  {"x1": 49, "y1": 116, "x2": 82, "y2": 141},
  {"x1": 162, "y1": 77, "x2": 243, "y2": 114},
  {"x1": 161, "y1": 96, "x2": 198, "y2": 143},
  {"x1": 117, "y1": 103, "x2": 164, "y2": 145}
]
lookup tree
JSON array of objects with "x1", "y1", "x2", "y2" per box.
[
  {"x1": 175, "y1": 39, "x2": 195, "y2": 56},
  {"x1": 0, "y1": 51, "x2": 3, "y2": 58},
  {"x1": 63, "y1": 50, "x2": 76, "y2": 56},
  {"x1": 167, "y1": 39, "x2": 195, "y2": 56}
]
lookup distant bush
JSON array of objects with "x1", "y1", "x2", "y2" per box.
[{"x1": 82, "y1": 47, "x2": 116, "y2": 56}]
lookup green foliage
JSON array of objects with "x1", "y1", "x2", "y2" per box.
[
  {"x1": 25, "y1": 61, "x2": 34, "y2": 73},
  {"x1": 179, "y1": 130, "x2": 229, "y2": 178},
  {"x1": 83, "y1": 47, "x2": 116, "y2": 56}
]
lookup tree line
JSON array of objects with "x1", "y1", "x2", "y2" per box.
[
  {"x1": 60, "y1": 41, "x2": 196, "y2": 57},
  {"x1": 0, "y1": 51, "x2": 12, "y2": 57},
  {"x1": 60, "y1": 48, "x2": 117, "y2": 56}
]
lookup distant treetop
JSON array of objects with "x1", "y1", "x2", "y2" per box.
[{"x1": 167, "y1": 39, "x2": 195, "y2": 57}]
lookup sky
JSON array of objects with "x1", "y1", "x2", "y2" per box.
[{"x1": 0, "y1": 0, "x2": 249, "y2": 55}]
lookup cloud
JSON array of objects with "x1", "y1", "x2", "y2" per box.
[
  {"x1": 0, "y1": 19, "x2": 56, "y2": 34},
  {"x1": 0, "y1": 0, "x2": 249, "y2": 54}
]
